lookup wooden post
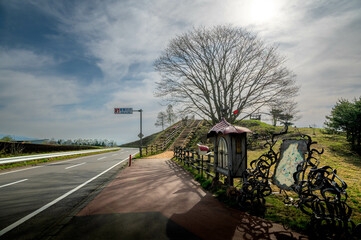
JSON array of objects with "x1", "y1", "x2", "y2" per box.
[
  {"x1": 201, "y1": 155, "x2": 204, "y2": 178},
  {"x1": 207, "y1": 154, "x2": 211, "y2": 179}
]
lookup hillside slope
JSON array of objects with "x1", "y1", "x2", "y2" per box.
[{"x1": 177, "y1": 119, "x2": 361, "y2": 232}]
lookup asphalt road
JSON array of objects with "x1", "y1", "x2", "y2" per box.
[{"x1": 0, "y1": 148, "x2": 138, "y2": 240}]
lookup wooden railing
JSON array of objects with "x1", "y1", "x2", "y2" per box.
[
  {"x1": 142, "y1": 122, "x2": 185, "y2": 155},
  {"x1": 173, "y1": 146, "x2": 216, "y2": 179}
]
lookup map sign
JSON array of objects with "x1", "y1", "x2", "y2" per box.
[{"x1": 273, "y1": 139, "x2": 307, "y2": 191}]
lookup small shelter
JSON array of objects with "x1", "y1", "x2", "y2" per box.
[{"x1": 207, "y1": 118, "x2": 252, "y2": 186}]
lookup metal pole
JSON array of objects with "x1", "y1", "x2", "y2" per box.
[{"x1": 140, "y1": 109, "x2": 143, "y2": 157}]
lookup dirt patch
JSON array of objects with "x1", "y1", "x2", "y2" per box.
[{"x1": 143, "y1": 151, "x2": 174, "y2": 159}]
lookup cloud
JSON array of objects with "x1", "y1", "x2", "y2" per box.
[
  {"x1": 0, "y1": 48, "x2": 56, "y2": 70},
  {"x1": 1, "y1": 0, "x2": 360, "y2": 143},
  {"x1": 0, "y1": 70, "x2": 79, "y2": 118}
]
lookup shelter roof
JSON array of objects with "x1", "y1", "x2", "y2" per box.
[{"x1": 207, "y1": 118, "x2": 252, "y2": 138}]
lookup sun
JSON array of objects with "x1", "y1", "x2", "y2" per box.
[{"x1": 250, "y1": 0, "x2": 278, "y2": 24}]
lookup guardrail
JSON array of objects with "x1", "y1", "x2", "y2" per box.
[{"x1": 0, "y1": 148, "x2": 120, "y2": 165}]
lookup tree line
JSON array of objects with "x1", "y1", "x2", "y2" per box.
[
  {"x1": 53, "y1": 138, "x2": 117, "y2": 147},
  {"x1": 1, "y1": 136, "x2": 117, "y2": 147}
]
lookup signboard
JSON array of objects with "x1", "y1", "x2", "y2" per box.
[
  {"x1": 114, "y1": 108, "x2": 133, "y2": 114},
  {"x1": 273, "y1": 139, "x2": 307, "y2": 191}
]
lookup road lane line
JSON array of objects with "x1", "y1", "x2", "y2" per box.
[
  {"x1": 97, "y1": 157, "x2": 107, "y2": 161},
  {"x1": 0, "y1": 155, "x2": 136, "y2": 237},
  {"x1": 47, "y1": 155, "x2": 95, "y2": 166},
  {"x1": 112, "y1": 154, "x2": 118, "y2": 156},
  {"x1": 65, "y1": 162, "x2": 86, "y2": 170},
  {"x1": 0, "y1": 179, "x2": 28, "y2": 189},
  {"x1": 0, "y1": 166, "x2": 44, "y2": 176},
  {"x1": 0, "y1": 148, "x2": 120, "y2": 164}
]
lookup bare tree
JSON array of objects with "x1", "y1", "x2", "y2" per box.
[
  {"x1": 166, "y1": 104, "x2": 177, "y2": 126},
  {"x1": 154, "y1": 25, "x2": 299, "y2": 124},
  {"x1": 268, "y1": 100, "x2": 300, "y2": 126},
  {"x1": 155, "y1": 111, "x2": 167, "y2": 130}
]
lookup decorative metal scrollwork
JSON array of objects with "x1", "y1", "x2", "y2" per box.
[
  {"x1": 238, "y1": 127, "x2": 361, "y2": 239},
  {"x1": 238, "y1": 127, "x2": 286, "y2": 214}
]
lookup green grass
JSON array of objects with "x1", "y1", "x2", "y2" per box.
[
  {"x1": 264, "y1": 194, "x2": 311, "y2": 233},
  {"x1": 175, "y1": 120, "x2": 361, "y2": 234},
  {"x1": 246, "y1": 126, "x2": 361, "y2": 228},
  {"x1": 119, "y1": 131, "x2": 161, "y2": 148}
]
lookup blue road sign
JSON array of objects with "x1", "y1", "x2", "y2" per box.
[{"x1": 114, "y1": 108, "x2": 133, "y2": 114}]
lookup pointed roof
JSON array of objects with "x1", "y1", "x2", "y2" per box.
[{"x1": 207, "y1": 118, "x2": 252, "y2": 138}]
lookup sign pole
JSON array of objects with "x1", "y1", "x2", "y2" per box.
[
  {"x1": 140, "y1": 109, "x2": 143, "y2": 157},
  {"x1": 114, "y1": 107, "x2": 143, "y2": 157}
]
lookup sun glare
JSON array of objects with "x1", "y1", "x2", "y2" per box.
[{"x1": 250, "y1": 0, "x2": 278, "y2": 24}]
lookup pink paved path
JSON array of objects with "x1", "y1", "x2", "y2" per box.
[{"x1": 55, "y1": 158, "x2": 308, "y2": 240}]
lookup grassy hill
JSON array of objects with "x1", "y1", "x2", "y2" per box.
[
  {"x1": 121, "y1": 119, "x2": 361, "y2": 233},
  {"x1": 119, "y1": 131, "x2": 161, "y2": 148},
  {"x1": 180, "y1": 120, "x2": 361, "y2": 234}
]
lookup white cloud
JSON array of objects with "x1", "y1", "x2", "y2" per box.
[
  {"x1": 1, "y1": 0, "x2": 360, "y2": 143},
  {"x1": 0, "y1": 70, "x2": 79, "y2": 119},
  {"x1": 0, "y1": 48, "x2": 55, "y2": 70}
]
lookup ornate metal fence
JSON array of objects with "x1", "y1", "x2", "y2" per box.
[{"x1": 238, "y1": 127, "x2": 361, "y2": 239}]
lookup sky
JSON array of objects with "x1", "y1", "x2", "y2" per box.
[{"x1": 0, "y1": 0, "x2": 360, "y2": 144}]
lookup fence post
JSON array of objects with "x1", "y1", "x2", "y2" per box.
[
  {"x1": 206, "y1": 154, "x2": 211, "y2": 179},
  {"x1": 181, "y1": 147, "x2": 185, "y2": 163},
  {"x1": 191, "y1": 151, "x2": 194, "y2": 171},
  {"x1": 201, "y1": 155, "x2": 204, "y2": 179}
]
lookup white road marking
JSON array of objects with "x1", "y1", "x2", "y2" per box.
[
  {"x1": 97, "y1": 157, "x2": 107, "y2": 161},
  {"x1": 48, "y1": 158, "x2": 83, "y2": 166},
  {"x1": 112, "y1": 154, "x2": 118, "y2": 156},
  {"x1": 65, "y1": 162, "x2": 86, "y2": 170},
  {"x1": 0, "y1": 156, "x2": 133, "y2": 237},
  {"x1": 0, "y1": 148, "x2": 119, "y2": 164},
  {"x1": 0, "y1": 166, "x2": 44, "y2": 176},
  {"x1": 0, "y1": 179, "x2": 28, "y2": 189}
]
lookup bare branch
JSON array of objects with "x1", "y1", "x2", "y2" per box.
[{"x1": 154, "y1": 25, "x2": 299, "y2": 124}]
